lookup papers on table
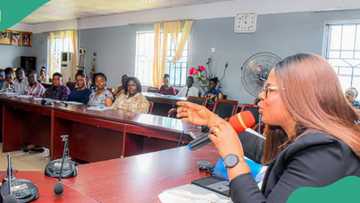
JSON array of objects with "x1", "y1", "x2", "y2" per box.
[
  {"x1": 87, "y1": 106, "x2": 112, "y2": 111},
  {"x1": 15, "y1": 95, "x2": 33, "y2": 99},
  {"x1": 64, "y1": 101, "x2": 83, "y2": 105},
  {"x1": 158, "y1": 184, "x2": 231, "y2": 203},
  {"x1": 33, "y1": 97, "x2": 43, "y2": 101},
  {"x1": 0, "y1": 92, "x2": 18, "y2": 96}
]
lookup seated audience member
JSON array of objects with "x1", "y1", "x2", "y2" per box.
[
  {"x1": 177, "y1": 76, "x2": 200, "y2": 97},
  {"x1": 2, "y1": 68, "x2": 14, "y2": 90},
  {"x1": 14, "y1": 68, "x2": 29, "y2": 94},
  {"x1": 159, "y1": 74, "x2": 177, "y2": 95},
  {"x1": 26, "y1": 70, "x2": 46, "y2": 97},
  {"x1": 68, "y1": 71, "x2": 91, "y2": 104},
  {"x1": 39, "y1": 66, "x2": 48, "y2": 83},
  {"x1": 112, "y1": 77, "x2": 150, "y2": 113},
  {"x1": 204, "y1": 77, "x2": 223, "y2": 109},
  {"x1": 88, "y1": 73, "x2": 113, "y2": 106},
  {"x1": 44, "y1": 72, "x2": 70, "y2": 101},
  {"x1": 345, "y1": 87, "x2": 360, "y2": 109},
  {"x1": 0, "y1": 70, "x2": 5, "y2": 89},
  {"x1": 113, "y1": 74, "x2": 129, "y2": 97}
]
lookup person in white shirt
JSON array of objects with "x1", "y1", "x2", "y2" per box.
[
  {"x1": 26, "y1": 70, "x2": 46, "y2": 97},
  {"x1": 14, "y1": 68, "x2": 29, "y2": 95},
  {"x1": 177, "y1": 76, "x2": 200, "y2": 97}
]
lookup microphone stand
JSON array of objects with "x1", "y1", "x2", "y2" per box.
[
  {"x1": 1, "y1": 154, "x2": 39, "y2": 203},
  {"x1": 3, "y1": 154, "x2": 18, "y2": 203},
  {"x1": 44, "y1": 135, "x2": 77, "y2": 180},
  {"x1": 54, "y1": 135, "x2": 69, "y2": 195}
]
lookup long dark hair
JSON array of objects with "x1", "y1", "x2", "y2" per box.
[{"x1": 262, "y1": 53, "x2": 360, "y2": 163}]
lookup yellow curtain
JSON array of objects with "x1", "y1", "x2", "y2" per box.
[
  {"x1": 173, "y1": 20, "x2": 193, "y2": 62},
  {"x1": 152, "y1": 23, "x2": 162, "y2": 88},
  {"x1": 48, "y1": 30, "x2": 78, "y2": 82},
  {"x1": 152, "y1": 20, "x2": 193, "y2": 87},
  {"x1": 70, "y1": 31, "x2": 78, "y2": 82},
  {"x1": 47, "y1": 32, "x2": 56, "y2": 77}
]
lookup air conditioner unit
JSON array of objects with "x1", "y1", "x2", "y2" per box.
[
  {"x1": 78, "y1": 48, "x2": 86, "y2": 69},
  {"x1": 61, "y1": 52, "x2": 73, "y2": 82},
  {"x1": 61, "y1": 52, "x2": 72, "y2": 68}
]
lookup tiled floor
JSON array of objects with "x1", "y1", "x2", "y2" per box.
[{"x1": 0, "y1": 143, "x2": 49, "y2": 171}]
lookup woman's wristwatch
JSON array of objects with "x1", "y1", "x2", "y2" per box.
[{"x1": 224, "y1": 154, "x2": 240, "y2": 168}]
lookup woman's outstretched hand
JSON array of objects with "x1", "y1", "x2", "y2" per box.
[
  {"x1": 209, "y1": 120, "x2": 250, "y2": 180},
  {"x1": 176, "y1": 101, "x2": 222, "y2": 127},
  {"x1": 177, "y1": 101, "x2": 250, "y2": 180}
]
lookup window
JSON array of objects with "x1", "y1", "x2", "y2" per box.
[
  {"x1": 47, "y1": 31, "x2": 75, "y2": 76},
  {"x1": 135, "y1": 31, "x2": 189, "y2": 87},
  {"x1": 165, "y1": 34, "x2": 189, "y2": 87},
  {"x1": 325, "y1": 23, "x2": 360, "y2": 91},
  {"x1": 135, "y1": 31, "x2": 154, "y2": 87}
]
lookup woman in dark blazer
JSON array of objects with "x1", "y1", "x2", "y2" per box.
[{"x1": 177, "y1": 53, "x2": 360, "y2": 203}]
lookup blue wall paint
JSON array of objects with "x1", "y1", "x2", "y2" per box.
[
  {"x1": 0, "y1": 32, "x2": 46, "y2": 70},
  {"x1": 0, "y1": 45, "x2": 33, "y2": 68},
  {"x1": 188, "y1": 10, "x2": 360, "y2": 102},
  {"x1": 189, "y1": 12, "x2": 325, "y2": 102},
  {"x1": 31, "y1": 9, "x2": 360, "y2": 102},
  {"x1": 79, "y1": 24, "x2": 153, "y2": 86}
]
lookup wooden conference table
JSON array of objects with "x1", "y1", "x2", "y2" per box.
[
  {"x1": 0, "y1": 94, "x2": 202, "y2": 162},
  {"x1": 0, "y1": 146, "x2": 219, "y2": 203},
  {"x1": 143, "y1": 92, "x2": 186, "y2": 116}
]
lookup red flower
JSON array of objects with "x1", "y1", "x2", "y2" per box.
[
  {"x1": 189, "y1": 67, "x2": 196, "y2": 75},
  {"x1": 198, "y1": 65, "x2": 206, "y2": 71}
]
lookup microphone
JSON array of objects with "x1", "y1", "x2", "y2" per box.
[
  {"x1": 41, "y1": 99, "x2": 68, "y2": 107},
  {"x1": 58, "y1": 102, "x2": 68, "y2": 107},
  {"x1": 188, "y1": 111, "x2": 256, "y2": 150},
  {"x1": 228, "y1": 111, "x2": 256, "y2": 134},
  {"x1": 41, "y1": 99, "x2": 53, "y2": 106}
]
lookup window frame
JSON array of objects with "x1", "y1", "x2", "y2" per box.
[
  {"x1": 134, "y1": 30, "x2": 190, "y2": 87},
  {"x1": 134, "y1": 30, "x2": 155, "y2": 87},
  {"x1": 323, "y1": 21, "x2": 360, "y2": 91},
  {"x1": 47, "y1": 34, "x2": 74, "y2": 76}
]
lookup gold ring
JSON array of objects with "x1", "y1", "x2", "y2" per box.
[{"x1": 213, "y1": 127, "x2": 220, "y2": 134}]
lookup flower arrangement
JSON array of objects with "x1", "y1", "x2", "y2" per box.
[
  {"x1": 189, "y1": 59, "x2": 229, "y2": 93},
  {"x1": 189, "y1": 65, "x2": 210, "y2": 87}
]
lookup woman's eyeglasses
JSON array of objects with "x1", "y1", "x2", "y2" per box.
[{"x1": 261, "y1": 84, "x2": 280, "y2": 98}]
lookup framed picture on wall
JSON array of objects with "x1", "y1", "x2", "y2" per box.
[
  {"x1": 0, "y1": 30, "x2": 11, "y2": 45},
  {"x1": 22, "y1": 32, "x2": 32, "y2": 47},
  {"x1": 11, "y1": 31, "x2": 21, "y2": 46}
]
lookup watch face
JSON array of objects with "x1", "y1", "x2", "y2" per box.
[{"x1": 225, "y1": 154, "x2": 239, "y2": 168}]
